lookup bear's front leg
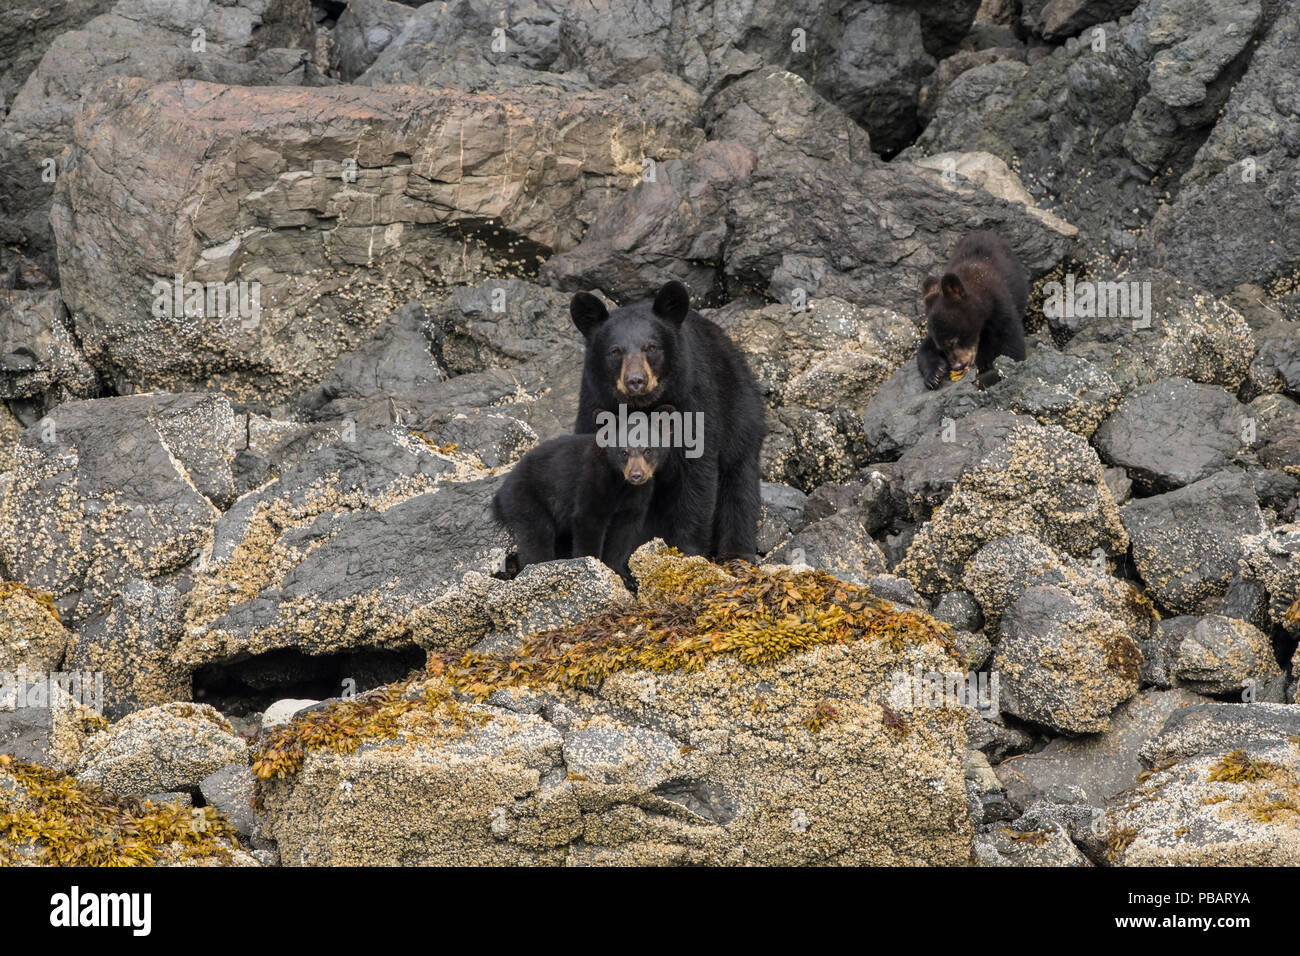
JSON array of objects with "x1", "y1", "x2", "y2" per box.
[{"x1": 917, "y1": 336, "x2": 950, "y2": 390}]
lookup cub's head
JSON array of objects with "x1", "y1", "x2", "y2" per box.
[
  {"x1": 922, "y1": 272, "x2": 983, "y2": 373},
  {"x1": 571, "y1": 281, "x2": 691, "y2": 405},
  {"x1": 601, "y1": 405, "x2": 679, "y2": 487}
]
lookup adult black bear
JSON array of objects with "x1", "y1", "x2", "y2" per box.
[
  {"x1": 491, "y1": 423, "x2": 677, "y2": 582},
  {"x1": 570, "y1": 281, "x2": 765, "y2": 561},
  {"x1": 918, "y1": 231, "x2": 1028, "y2": 389}
]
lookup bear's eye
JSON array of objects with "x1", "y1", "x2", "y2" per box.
[
  {"x1": 644, "y1": 343, "x2": 658, "y2": 354},
  {"x1": 609, "y1": 345, "x2": 624, "y2": 357}
]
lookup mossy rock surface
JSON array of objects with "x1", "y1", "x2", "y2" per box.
[{"x1": 254, "y1": 543, "x2": 973, "y2": 866}]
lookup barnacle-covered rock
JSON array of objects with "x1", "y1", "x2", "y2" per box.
[
  {"x1": 253, "y1": 544, "x2": 973, "y2": 866},
  {"x1": 897, "y1": 420, "x2": 1128, "y2": 599}
]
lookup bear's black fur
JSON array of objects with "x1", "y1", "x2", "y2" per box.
[
  {"x1": 491, "y1": 425, "x2": 678, "y2": 582},
  {"x1": 917, "y1": 231, "x2": 1028, "y2": 390},
  {"x1": 570, "y1": 281, "x2": 765, "y2": 561}
]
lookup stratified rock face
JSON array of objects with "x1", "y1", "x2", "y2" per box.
[
  {"x1": 50, "y1": 77, "x2": 704, "y2": 401},
  {"x1": 1121, "y1": 470, "x2": 1265, "y2": 615},
  {"x1": 255, "y1": 546, "x2": 973, "y2": 866},
  {"x1": 0, "y1": 393, "x2": 239, "y2": 626},
  {"x1": 1106, "y1": 740, "x2": 1300, "y2": 865},
  {"x1": 0, "y1": 0, "x2": 321, "y2": 277},
  {"x1": 898, "y1": 420, "x2": 1129, "y2": 598}
]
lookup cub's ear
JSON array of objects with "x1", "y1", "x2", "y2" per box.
[
  {"x1": 940, "y1": 272, "x2": 965, "y2": 300},
  {"x1": 922, "y1": 275, "x2": 940, "y2": 297},
  {"x1": 570, "y1": 292, "x2": 609, "y2": 338},
  {"x1": 652, "y1": 280, "x2": 690, "y2": 325}
]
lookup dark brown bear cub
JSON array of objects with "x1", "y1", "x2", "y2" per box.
[
  {"x1": 491, "y1": 415, "x2": 678, "y2": 584},
  {"x1": 917, "y1": 231, "x2": 1028, "y2": 389}
]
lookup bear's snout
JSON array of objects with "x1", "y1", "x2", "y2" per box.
[{"x1": 618, "y1": 353, "x2": 658, "y2": 396}]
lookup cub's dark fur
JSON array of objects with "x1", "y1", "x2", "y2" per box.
[
  {"x1": 918, "y1": 231, "x2": 1028, "y2": 389},
  {"x1": 491, "y1": 427, "x2": 676, "y2": 582}
]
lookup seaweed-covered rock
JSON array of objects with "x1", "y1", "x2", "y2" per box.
[
  {"x1": 898, "y1": 420, "x2": 1128, "y2": 599},
  {"x1": 1122, "y1": 470, "x2": 1265, "y2": 615},
  {"x1": 1105, "y1": 741, "x2": 1300, "y2": 865},
  {"x1": 74, "y1": 702, "x2": 245, "y2": 796},
  {"x1": 255, "y1": 549, "x2": 972, "y2": 865}
]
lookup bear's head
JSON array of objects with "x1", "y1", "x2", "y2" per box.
[
  {"x1": 571, "y1": 281, "x2": 691, "y2": 406},
  {"x1": 922, "y1": 272, "x2": 985, "y2": 373},
  {"x1": 601, "y1": 405, "x2": 679, "y2": 486}
]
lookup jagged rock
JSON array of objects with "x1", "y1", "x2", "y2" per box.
[
  {"x1": 416, "y1": 559, "x2": 631, "y2": 655},
  {"x1": 1238, "y1": 523, "x2": 1300, "y2": 637},
  {"x1": 74, "y1": 702, "x2": 245, "y2": 795},
  {"x1": 911, "y1": 152, "x2": 1078, "y2": 237},
  {"x1": 0, "y1": 583, "x2": 69, "y2": 675},
  {"x1": 178, "y1": 430, "x2": 508, "y2": 667},
  {"x1": 757, "y1": 483, "x2": 806, "y2": 555},
  {"x1": 1093, "y1": 377, "x2": 1246, "y2": 492},
  {"x1": 894, "y1": 409, "x2": 1027, "y2": 519},
  {"x1": 427, "y1": 278, "x2": 576, "y2": 376},
  {"x1": 993, "y1": 584, "x2": 1141, "y2": 734},
  {"x1": 0, "y1": 290, "x2": 99, "y2": 415},
  {"x1": 973, "y1": 824, "x2": 1091, "y2": 866},
  {"x1": 909, "y1": 0, "x2": 1266, "y2": 262},
  {"x1": 980, "y1": 345, "x2": 1120, "y2": 437},
  {"x1": 1106, "y1": 739, "x2": 1300, "y2": 865},
  {"x1": 1139, "y1": 702, "x2": 1300, "y2": 768},
  {"x1": 429, "y1": 413, "x2": 538, "y2": 469},
  {"x1": 961, "y1": 534, "x2": 1154, "y2": 640},
  {"x1": 0, "y1": 393, "x2": 239, "y2": 626},
  {"x1": 0, "y1": 679, "x2": 103, "y2": 771},
  {"x1": 1122, "y1": 470, "x2": 1265, "y2": 615},
  {"x1": 51, "y1": 76, "x2": 702, "y2": 401},
  {"x1": 256, "y1": 548, "x2": 973, "y2": 865},
  {"x1": 1025, "y1": 0, "x2": 1142, "y2": 40},
  {"x1": 1060, "y1": 270, "x2": 1255, "y2": 392},
  {"x1": 1143, "y1": 4, "x2": 1300, "y2": 294},
  {"x1": 862, "y1": 364, "x2": 987, "y2": 460},
  {"x1": 1146, "y1": 615, "x2": 1283, "y2": 695},
  {"x1": 897, "y1": 420, "x2": 1129, "y2": 599},
  {"x1": 200, "y1": 764, "x2": 262, "y2": 844},
  {"x1": 799, "y1": 472, "x2": 895, "y2": 534},
  {"x1": 331, "y1": 0, "x2": 414, "y2": 79},
  {"x1": 764, "y1": 511, "x2": 887, "y2": 586},
  {"x1": 0, "y1": 0, "x2": 113, "y2": 108},
  {"x1": 65, "y1": 577, "x2": 191, "y2": 720},
  {"x1": 996, "y1": 688, "x2": 1208, "y2": 809}
]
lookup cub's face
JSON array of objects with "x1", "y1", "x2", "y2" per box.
[
  {"x1": 923, "y1": 274, "x2": 981, "y2": 372},
  {"x1": 571, "y1": 281, "x2": 691, "y2": 405},
  {"x1": 604, "y1": 443, "x2": 670, "y2": 486}
]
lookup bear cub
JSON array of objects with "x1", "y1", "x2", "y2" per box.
[
  {"x1": 491, "y1": 416, "x2": 679, "y2": 583},
  {"x1": 918, "y1": 231, "x2": 1028, "y2": 389}
]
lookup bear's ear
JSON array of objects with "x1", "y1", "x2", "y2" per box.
[
  {"x1": 922, "y1": 275, "x2": 940, "y2": 297},
  {"x1": 570, "y1": 292, "x2": 609, "y2": 338},
  {"x1": 940, "y1": 272, "x2": 965, "y2": 300},
  {"x1": 652, "y1": 281, "x2": 691, "y2": 325}
]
